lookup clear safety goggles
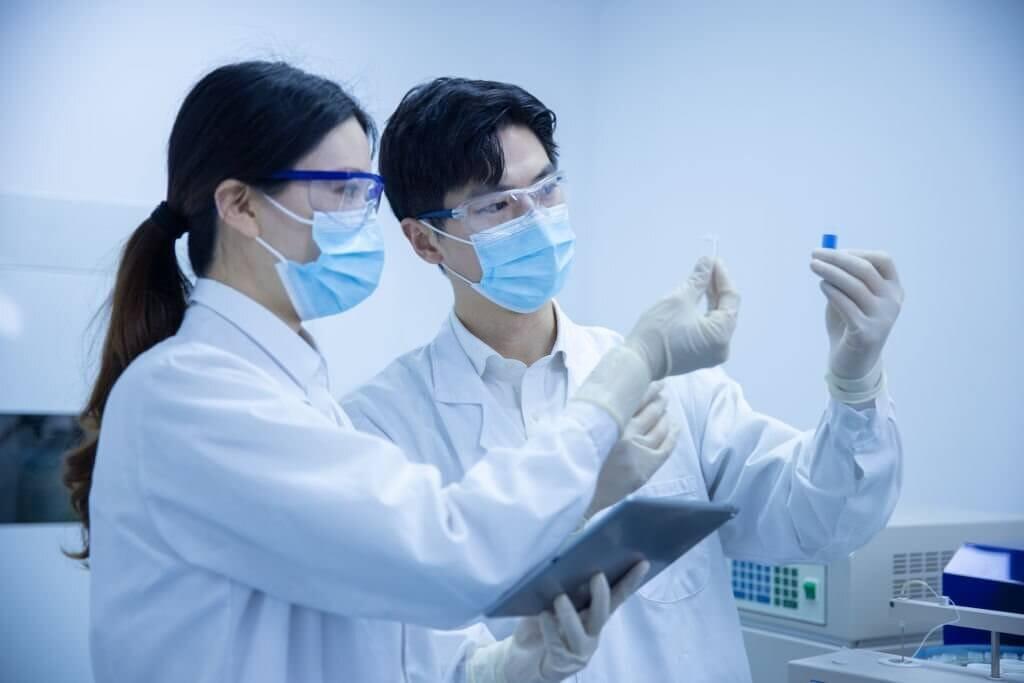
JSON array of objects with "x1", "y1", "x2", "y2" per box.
[
  {"x1": 267, "y1": 170, "x2": 385, "y2": 227},
  {"x1": 418, "y1": 171, "x2": 568, "y2": 234}
]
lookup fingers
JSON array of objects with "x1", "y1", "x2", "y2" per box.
[
  {"x1": 809, "y1": 258, "x2": 875, "y2": 314},
  {"x1": 639, "y1": 411, "x2": 671, "y2": 448},
  {"x1": 708, "y1": 259, "x2": 740, "y2": 316},
  {"x1": 585, "y1": 573, "x2": 612, "y2": 635},
  {"x1": 703, "y1": 301, "x2": 739, "y2": 347},
  {"x1": 552, "y1": 593, "x2": 588, "y2": 654},
  {"x1": 658, "y1": 422, "x2": 682, "y2": 454},
  {"x1": 820, "y1": 281, "x2": 863, "y2": 327},
  {"x1": 538, "y1": 610, "x2": 562, "y2": 649},
  {"x1": 610, "y1": 560, "x2": 650, "y2": 612},
  {"x1": 846, "y1": 249, "x2": 900, "y2": 284},
  {"x1": 811, "y1": 249, "x2": 887, "y2": 296},
  {"x1": 637, "y1": 380, "x2": 664, "y2": 411},
  {"x1": 629, "y1": 388, "x2": 666, "y2": 435},
  {"x1": 681, "y1": 257, "x2": 714, "y2": 304}
]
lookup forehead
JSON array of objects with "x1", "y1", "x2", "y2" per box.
[
  {"x1": 496, "y1": 125, "x2": 550, "y2": 185},
  {"x1": 444, "y1": 124, "x2": 553, "y2": 206},
  {"x1": 295, "y1": 117, "x2": 372, "y2": 172}
]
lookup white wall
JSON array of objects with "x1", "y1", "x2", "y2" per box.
[
  {"x1": 0, "y1": 0, "x2": 599, "y2": 399},
  {"x1": 1, "y1": 1, "x2": 1022, "y2": 681},
  {"x1": 579, "y1": 0, "x2": 1024, "y2": 521}
]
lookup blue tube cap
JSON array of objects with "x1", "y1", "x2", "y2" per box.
[{"x1": 821, "y1": 233, "x2": 838, "y2": 249}]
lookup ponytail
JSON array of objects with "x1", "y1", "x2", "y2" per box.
[
  {"x1": 63, "y1": 205, "x2": 190, "y2": 561},
  {"x1": 61, "y1": 60, "x2": 377, "y2": 563}
]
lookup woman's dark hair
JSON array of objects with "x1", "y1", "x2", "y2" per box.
[
  {"x1": 379, "y1": 77, "x2": 558, "y2": 223},
  {"x1": 63, "y1": 61, "x2": 376, "y2": 561}
]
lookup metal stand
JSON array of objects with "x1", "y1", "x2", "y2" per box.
[{"x1": 890, "y1": 597, "x2": 1024, "y2": 679}]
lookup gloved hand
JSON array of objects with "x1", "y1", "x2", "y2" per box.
[
  {"x1": 810, "y1": 249, "x2": 903, "y2": 403},
  {"x1": 572, "y1": 258, "x2": 740, "y2": 430},
  {"x1": 584, "y1": 382, "x2": 679, "y2": 519},
  {"x1": 625, "y1": 257, "x2": 740, "y2": 381},
  {"x1": 466, "y1": 561, "x2": 650, "y2": 683}
]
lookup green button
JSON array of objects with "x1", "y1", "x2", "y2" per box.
[
  {"x1": 803, "y1": 579, "x2": 818, "y2": 601},
  {"x1": 783, "y1": 599, "x2": 798, "y2": 609}
]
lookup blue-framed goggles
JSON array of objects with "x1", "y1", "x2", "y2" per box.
[
  {"x1": 417, "y1": 171, "x2": 568, "y2": 235},
  {"x1": 268, "y1": 170, "x2": 385, "y2": 215}
]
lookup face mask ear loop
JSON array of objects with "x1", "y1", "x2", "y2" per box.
[
  {"x1": 419, "y1": 219, "x2": 478, "y2": 286},
  {"x1": 255, "y1": 236, "x2": 287, "y2": 263},
  {"x1": 440, "y1": 262, "x2": 478, "y2": 288},
  {"x1": 419, "y1": 219, "x2": 473, "y2": 245},
  {"x1": 262, "y1": 191, "x2": 314, "y2": 226}
]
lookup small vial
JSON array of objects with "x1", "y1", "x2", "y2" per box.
[{"x1": 821, "y1": 233, "x2": 838, "y2": 249}]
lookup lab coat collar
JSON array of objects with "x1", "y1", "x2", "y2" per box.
[
  {"x1": 431, "y1": 300, "x2": 592, "y2": 403},
  {"x1": 448, "y1": 312, "x2": 499, "y2": 377},
  {"x1": 447, "y1": 303, "x2": 571, "y2": 376},
  {"x1": 189, "y1": 278, "x2": 327, "y2": 392}
]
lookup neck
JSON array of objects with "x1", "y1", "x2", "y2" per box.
[
  {"x1": 453, "y1": 287, "x2": 557, "y2": 366},
  {"x1": 206, "y1": 266, "x2": 303, "y2": 335}
]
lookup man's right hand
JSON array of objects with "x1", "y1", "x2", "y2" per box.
[{"x1": 626, "y1": 257, "x2": 741, "y2": 381}]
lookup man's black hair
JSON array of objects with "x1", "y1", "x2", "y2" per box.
[{"x1": 379, "y1": 77, "x2": 558, "y2": 223}]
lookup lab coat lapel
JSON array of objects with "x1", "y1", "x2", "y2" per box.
[
  {"x1": 554, "y1": 302, "x2": 606, "y2": 396},
  {"x1": 429, "y1": 319, "x2": 522, "y2": 470}
]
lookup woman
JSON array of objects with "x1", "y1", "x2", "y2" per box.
[{"x1": 63, "y1": 61, "x2": 737, "y2": 682}]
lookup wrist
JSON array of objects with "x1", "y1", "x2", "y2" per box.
[
  {"x1": 826, "y1": 359, "x2": 885, "y2": 404},
  {"x1": 624, "y1": 336, "x2": 662, "y2": 382},
  {"x1": 573, "y1": 344, "x2": 652, "y2": 431}
]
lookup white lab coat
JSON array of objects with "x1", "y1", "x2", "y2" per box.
[
  {"x1": 87, "y1": 279, "x2": 618, "y2": 683},
  {"x1": 342, "y1": 303, "x2": 903, "y2": 682}
]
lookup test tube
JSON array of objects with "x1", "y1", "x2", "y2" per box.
[{"x1": 703, "y1": 233, "x2": 719, "y2": 262}]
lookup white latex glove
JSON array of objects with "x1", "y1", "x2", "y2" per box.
[
  {"x1": 466, "y1": 561, "x2": 650, "y2": 683},
  {"x1": 810, "y1": 249, "x2": 903, "y2": 402},
  {"x1": 625, "y1": 257, "x2": 740, "y2": 382},
  {"x1": 584, "y1": 382, "x2": 679, "y2": 519},
  {"x1": 572, "y1": 257, "x2": 740, "y2": 429}
]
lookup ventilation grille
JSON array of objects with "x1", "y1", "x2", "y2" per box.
[{"x1": 891, "y1": 549, "x2": 956, "y2": 598}]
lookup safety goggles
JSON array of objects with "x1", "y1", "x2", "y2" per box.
[
  {"x1": 418, "y1": 171, "x2": 568, "y2": 235},
  {"x1": 267, "y1": 170, "x2": 385, "y2": 226}
]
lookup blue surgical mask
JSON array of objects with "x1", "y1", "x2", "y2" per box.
[
  {"x1": 422, "y1": 204, "x2": 575, "y2": 314},
  {"x1": 258, "y1": 194, "x2": 385, "y2": 320}
]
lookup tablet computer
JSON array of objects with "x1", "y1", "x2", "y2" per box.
[{"x1": 485, "y1": 497, "x2": 738, "y2": 618}]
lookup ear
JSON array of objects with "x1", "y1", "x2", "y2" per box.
[
  {"x1": 214, "y1": 179, "x2": 261, "y2": 239},
  {"x1": 401, "y1": 218, "x2": 444, "y2": 265}
]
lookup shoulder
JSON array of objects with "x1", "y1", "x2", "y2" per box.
[
  {"x1": 341, "y1": 343, "x2": 436, "y2": 438},
  {"x1": 574, "y1": 322, "x2": 624, "y2": 352},
  {"x1": 109, "y1": 334, "x2": 282, "y2": 421}
]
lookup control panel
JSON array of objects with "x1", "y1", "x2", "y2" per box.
[{"x1": 730, "y1": 560, "x2": 826, "y2": 625}]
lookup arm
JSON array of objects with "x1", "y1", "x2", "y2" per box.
[
  {"x1": 133, "y1": 345, "x2": 617, "y2": 629},
  {"x1": 690, "y1": 245, "x2": 905, "y2": 563},
  {"x1": 134, "y1": 258, "x2": 738, "y2": 629},
  {"x1": 680, "y1": 367, "x2": 902, "y2": 563}
]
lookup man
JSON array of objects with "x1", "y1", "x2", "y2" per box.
[{"x1": 343, "y1": 78, "x2": 904, "y2": 681}]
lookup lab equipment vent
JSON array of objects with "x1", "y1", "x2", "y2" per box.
[{"x1": 890, "y1": 550, "x2": 956, "y2": 598}]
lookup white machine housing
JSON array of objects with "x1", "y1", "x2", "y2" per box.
[{"x1": 735, "y1": 514, "x2": 1024, "y2": 683}]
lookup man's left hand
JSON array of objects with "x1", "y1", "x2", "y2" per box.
[{"x1": 810, "y1": 249, "x2": 904, "y2": 382}]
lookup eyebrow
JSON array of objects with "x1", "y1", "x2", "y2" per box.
[{"x1": 468, "y1": 163, "x2": 557, "y2": 198}]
